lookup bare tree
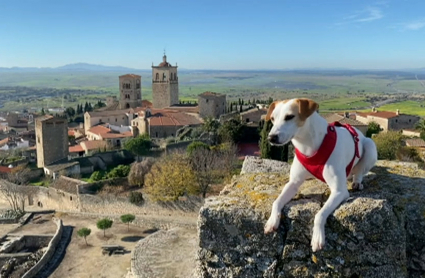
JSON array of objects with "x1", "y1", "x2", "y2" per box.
[
  {"x1": 128, "y1": 158, "x2": 155, "y2": 187},
  {"x1": 189, "y1": 143, "x2": 238, "y2": 198},
  {"x1": 6, "y1": 166, "x2": 33, "y2": 185},
  {"x1": 0, "y1": 179, "x2": 34, "y2": 213}
]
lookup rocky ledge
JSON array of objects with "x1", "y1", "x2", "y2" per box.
[{"x1": 196, "y1": 157, "x2": 425, "y2": 278}]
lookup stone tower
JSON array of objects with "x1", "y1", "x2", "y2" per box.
[
  {"x1": 152, "y1": 54, "x2": 179, "y2": 108},
  {"x1": 119, "y1": 74, "x2": 142, "y2": 109},
  {"x1": 198, "y1": 92, "x2": 227, "y2": 119},
  {"x1": 35, "y1": 115, "x2": 69, "y2": 168}
]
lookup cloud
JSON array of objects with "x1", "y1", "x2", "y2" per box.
[
  {"x1": 337, "y1": 5, "x2": 384, "y2": 26},
  {"x1": 403, "y1": 20, "x2": 425, "y2": 30}
]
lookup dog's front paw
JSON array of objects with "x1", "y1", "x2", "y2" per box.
[
  {"x1": 311, "y1": 225, "x2": 325, "y2": 252},
  {"x1": 264, "y1": 214, "x2": 281, "y2": 234},
  {"x1": 352, "y1": 182, "x2": 364, "y2": 191}
]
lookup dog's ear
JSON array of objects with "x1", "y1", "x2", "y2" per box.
[
  {"x1": 265, "y1": 101, "x2": 279, "y2": 121},
  {"x1": 296, "y1": 98, "x2": 319, "y2": 121}
]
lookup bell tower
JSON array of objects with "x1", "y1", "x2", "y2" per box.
[
  {"x1": 119, "y1": 74, "x2": 142, "y2": 109},
  {"x1": 151, "y1": 53, "x2": 179, "y2": 108}
]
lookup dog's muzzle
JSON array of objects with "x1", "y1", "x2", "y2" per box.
[{"x1": 268, "y1": 134, "x2": 279, "y2": 144}]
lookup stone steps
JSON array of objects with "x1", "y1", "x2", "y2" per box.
[{"x1": 36, "y1": 226, "x2": 73, "y2": 278}]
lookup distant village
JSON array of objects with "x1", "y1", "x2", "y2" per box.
[{"x1": 0, "y1": 54, "x2": 424, "y2": 179}]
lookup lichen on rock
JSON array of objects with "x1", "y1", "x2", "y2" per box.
[{"x1": 196, "y1": 157, "x2": 425, "y2": 278}]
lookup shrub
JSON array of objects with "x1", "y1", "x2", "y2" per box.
[
  {"x1": 107, "y1": 165, "x2": 131, "y2": 178},
  {"x1": 187, "y1": 141, "x2": 210, "y2": 156},
  {"x1": 373, "y1": 131, "x2": 404, "y2": 160},
  {"x1": 366, "y1": 121, "x2": 381, "y2": 138},
  {"x1": 128, "y1": 158, "x2": 155, "y2": 187},
  {"x1": 89, "y1": 171, "x2": 104, "y2": 182},
  {"x1": 96, "y1": 218, "x2": 113, "y2": 237},
  {"x1": 144, "y1": 153, "x2": 198, "y2": 201},
  {"x1": 396, "y1": 146, "x2": 423, "y2": 163},
  {"x1": 129, "y1": 191, "x2": 144, "y2": 205},
  {"x1": 259, "y1": 120, "x2": 288, "y2": 161}
]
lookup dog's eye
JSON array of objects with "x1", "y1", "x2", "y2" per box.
[{"x1": 284, "y1": 115, "x2": 295, "y2": 121}]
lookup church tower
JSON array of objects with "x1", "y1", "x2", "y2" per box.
[
  {"x1": 152, "y1": 54, "x2": 179, "y2": 108},
  {"x1": 119, "y1": 74, "x2": 142, "y2": 109}
]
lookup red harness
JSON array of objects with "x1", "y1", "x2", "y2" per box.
[{"x1": 295, "y1": 122, "x2": 360, "y2": 183}]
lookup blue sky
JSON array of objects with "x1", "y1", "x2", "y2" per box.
[{"x1": 1, "y1": 0, "x2": 425, "y2": 70}]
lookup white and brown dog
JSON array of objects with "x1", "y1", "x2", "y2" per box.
[{"x1": 264, "y1": 98, "x2": 377, "y2": 252}]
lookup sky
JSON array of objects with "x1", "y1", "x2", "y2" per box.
[{"x1": 1, "y1": 0, "x2": 425, "y2": 70}]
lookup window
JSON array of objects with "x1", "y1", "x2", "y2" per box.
[
  {"x1": 155, "y1": 132, "x2": 158, "y2": 137},
  {"x1": 409, "y1": 119, "x2": 411, "y2": 122},
  {"x1": 37, "y1": 136, "x2": 40, "y2": 143},
  {"x1": 156, "y1": 73, "x2": 159, "y2": 80},
  {"x1": 246, "y1": 118, "x2": 249, "y2": 123},
  {"x1": 395, "y1": 119, "x2": 398, "y2": 123},
  {"x1": 136, "y1": 80, "x2": 140, "y2": 89},
  {"x1": 115, "y1": 118, "x2": 117, "y2": 122}
]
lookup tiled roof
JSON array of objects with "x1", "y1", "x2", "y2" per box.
[
  {"x1": 149, "y1": 110, "x2": 202, "y2": 127},
  {"x1": 405, "y1": 138, "x2": 425, "y2": 147},
  {"x1": 101, "y1": 131, "x2": 132, "y2": 139},
  {"x1": 69, "y1": 145, "x2": 84, "y2": 153},
  {"x1": 119, "y1": 74, "x2": 141, "y2": 78},
  {"x1": 141, "y1": 100, "x2": 153, "y2": 108},
  {"x1": 81, "y1": 140, "x2": 107, "y2": 151},
  {"x1": 158, "y1": 61, "x2": 172, "y2": 67},
  {"x1": 44, "y1": 160, "x2": 79, "y2": 172},
  {"x1": 87, "y1": 125, "x2": 111, "y2": 135},
  {"x1": 357, "y1": 111, "x2": 398, "y2": 119}
]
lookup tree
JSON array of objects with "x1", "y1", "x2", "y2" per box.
[
  {"x1": 366, "y1": 121, "x2": 381, "y2": 138},
  {"x1": 0, "y1": 180, "x2": 35, "y2": 214},
  {"x1": 128, "y1": 158, "x2": 155, "y2": 187},
  {"x1": 96, "y1": 218, "x2": 113, "y2": 237},
  {"x1": 218, "y1": 118, "x2": 245, "y2": 143},
  {"x1": 77, "y1": 227, "x2": 91, "y2": 246},
  {"x1": 41, "y1": 108, "x2": 45, "y2": 115},
  {"x1": 187, "y1": 141, "x2": 210, "y2": 156},
  {"x1": 65, "y1": 107, "x2": 75, "y2": 118},
  {"x1": 189, "y1": 143, "x2": 238, "y2": 197},
  {"x1": 259, "y1": 120, "x2": 289, "y2": 161},
  {"x1": 415, "y1": 119, "x2": 425, "y2": 140},
  {"x1": 120, "y1": 214, "x2": 136, "y2": 231},
  {"x1": 124, "y1": 134, "x2": 152, "y2": 160},
  {"x1": 372, "y1": 131, "x2": 404, "y2": 160},
  {"x1": 202, "y1": 117, "x2": 220, "y2": 133},
  {"x1": 144, "y1": 152, "x2": 198, "y2": 201},
  {"x1": 107, "y1": 165, "x2": 130, "y2": 178}
]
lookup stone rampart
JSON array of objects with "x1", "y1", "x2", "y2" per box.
[
  {"x1": 196, "y1": 159, "x2": 425, "y2": 278},
  {"x1": 22, "y1": 218, "x2": 63, "y2": 278}
]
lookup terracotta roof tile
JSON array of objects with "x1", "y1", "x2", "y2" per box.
[
  {"x1": 81, "y1": 140, "x2": 107, "y2": 151},
  {"x1": 69, "y1": 145, "x2": 84, "y2": 153},
  {"x1": 87, "y1": 125, "x2": 111, "y2": 135},
  {"x1": 357, "y1": 111, "x2": 398, "y2": 119},
  {"x1": 0, "y1": 166, "x2": 12, "y2": 173}
]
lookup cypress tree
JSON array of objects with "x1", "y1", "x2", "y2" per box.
[{"x1": 259, "y1": 120, "x2": 288, "y2": 162}]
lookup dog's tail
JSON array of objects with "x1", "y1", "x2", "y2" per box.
[{"x1": 359, "y1": 137, "x2": 378, "y2": 173}]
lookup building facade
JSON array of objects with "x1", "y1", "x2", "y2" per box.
[
  {"x1": 198, "y1": 92, "x2": 226, "y2": 119},
  {"x1": 35, "y1": 115, "x2": 69, "y2": 168},
  {"x1": 356, "y1": 109, "x2": 420, "y2": 132},
  {"x1": 152, "y1": 55, "x2": 179, "y2": 108},
  {"x1": 119, "y1": 74, "x2": 142, "y2": 109}
]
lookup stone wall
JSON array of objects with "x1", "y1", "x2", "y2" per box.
[
  {"x1": 22, "y1": 218, "x2": 63, "y2": 278},
  {"x1": 196, "y1": 159, "x2": 425, "y2": 278}
]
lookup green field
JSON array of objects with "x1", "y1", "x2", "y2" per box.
[
  {"x1": 375, "y1": 100, "x2": 425, "y2": 116},
  {"x1": 1, "y1": 69, "x2": 425, "y2": 114}
]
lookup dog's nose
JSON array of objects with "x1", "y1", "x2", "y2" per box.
[{"x1": 268, "y1": 134, "x2": 278, "y2": 144}]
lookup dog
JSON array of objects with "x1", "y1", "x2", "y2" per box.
[{"x1": 263, "y1": 98, "x2": 377, "y2": 252}]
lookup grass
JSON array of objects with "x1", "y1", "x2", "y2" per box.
[{"x1": 375, "y1": 100, "x2": 425, "y2": 116}]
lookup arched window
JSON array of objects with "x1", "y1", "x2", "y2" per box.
[
  {"x1": 156, "y1": 73, "x2": 159, "y2": 81},
  {"x1": 126, "y1": 103, "x2": 130, "y2": 109},
  {"x1": 122, "y1": 83, "x2": 125, "y2": 89}
]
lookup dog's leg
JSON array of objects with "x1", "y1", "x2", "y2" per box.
[
  {"x1": 264, "y1": 159, "x2": 309, "y2": 234},
  {"x1": 311, "y1": 171, "x2": 349, "y2": 252},
  {"x1": 351, "y1": 138, "x2": 378, "y2": 190}
]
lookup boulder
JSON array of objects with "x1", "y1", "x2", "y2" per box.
[{"x1": 196, "y1": 159, "x2": 425, "y2": 278}]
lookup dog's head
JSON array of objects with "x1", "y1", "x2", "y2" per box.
[{"x1": 266, "y1": 98, "x2": 319, "y2": 145}]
